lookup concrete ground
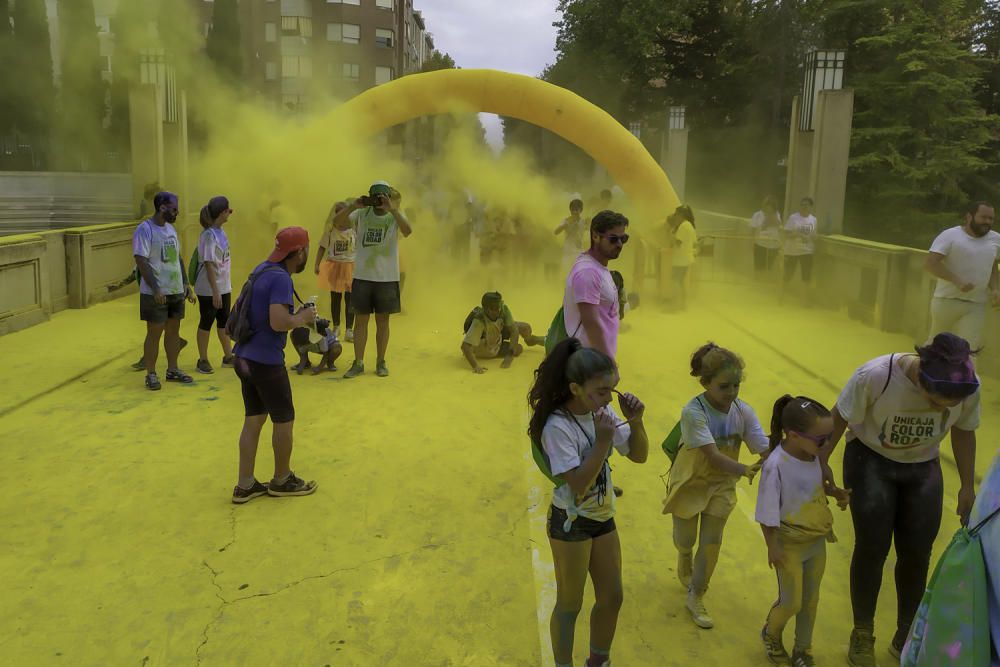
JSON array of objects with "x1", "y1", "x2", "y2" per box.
[{"x1": 1, "y1": 264, "x2": 996, "y2": 666}]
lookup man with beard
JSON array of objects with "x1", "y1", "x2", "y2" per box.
[
  {"x1": 925, "y1": 201, "x2": 1000, "y2": 349},
  {"x1": 231, "y1": 226, "x2": 318, "y2": 504},
  {"x1": 133, "y1": 191, "x2": 197, "y2": 391},
  {"x1": 563, "y1": 210, "x2": 630, "y2": 360}
]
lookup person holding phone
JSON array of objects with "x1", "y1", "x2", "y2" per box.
[{"x1": 331, "y1": 181, "x2": 412, "y2": 378}]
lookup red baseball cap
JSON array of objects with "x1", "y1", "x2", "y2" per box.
[{"x1": 268, "y1": 226, "x2": 309, "y2": 262}]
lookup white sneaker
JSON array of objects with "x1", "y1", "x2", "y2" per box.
[
  {"x1": 332, "y1": 326, "x2": 341, "y2": 340},
  {"x1": 345, "y1": 329, "x2": 354, "y2": 342},
  {"x1": 686, "y1": 592, "x2": 714, "y2": 629},
  {"x1": 677, "y1": 551, "x2": 693, "y2": 589}
]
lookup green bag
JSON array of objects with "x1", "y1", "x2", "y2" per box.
[
  {"x1": 187, "y1": 248, "x2": 201, "y2": 285},
  {"x1": 530, "y1": 437, "x2": 566, "y2": 488},
  {"x1": 544, "y1": 307, "x2": 568, "y2": 356},
  {"x1": 901, "y1": 505, "x2": 1000, "y2": 666},
  {"x1": 661, "y1": 421, "x2": 683, "y2": 463}
]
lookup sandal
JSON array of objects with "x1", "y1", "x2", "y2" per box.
[
  {"x1": 165, "y1": 368, "x2": 193, "y2": 384},
  {"x1": 145, "y1": 372, "x2": 161, "y2": 391}
]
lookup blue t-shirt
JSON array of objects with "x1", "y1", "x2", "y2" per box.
[{"x1": 233, "y1": 262, "x2": 294, "y2": 366}]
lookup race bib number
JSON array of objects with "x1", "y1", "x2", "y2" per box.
[
  {"x1": 363, "y1": 226, "x2": 386, "y2": 247},
  {"x1": 161, "y1": 238, "x2": 179, "y2": 263}
]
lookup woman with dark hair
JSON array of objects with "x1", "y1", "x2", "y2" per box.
[
  {"x1": 528, "y1": 338, "x2": 648, "y2": 667},
  {"x1": 821, "y1": 332, "x2": 981, "y2": 666},
  {"x1": 193, "y1": 196, "x2": 234, "y2": 374},
  {"x1": 750, "y1": 196, "x2": 782, "y2": 274}
]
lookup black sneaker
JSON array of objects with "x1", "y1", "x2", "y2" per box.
[
  {"x1": 196, "y1": 359, "x2": 214, "y2": 374},
  {"x1": 267, "y1": 472, "x2": 317, "y2": 497},
  {"x1": 221, "y1": 355, "x2": 235, "y2": 368},
  {"x1": 132, "y1": 357, "x2": 146, "y2": 371},
  {"x1": 232, "y1": 480, "x2": 268, "y2": 504},
  {"x1": 145, "y1": 372, "x2": 161, "y2": 391}
]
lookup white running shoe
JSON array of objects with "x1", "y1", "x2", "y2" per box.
[{"x1": 686, "y1": 592, "x2": 714, "y2": 629}]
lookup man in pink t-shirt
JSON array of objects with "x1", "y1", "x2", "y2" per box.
[{"x1": 563, "y1": 210, "x2": 629, "y2": 360}]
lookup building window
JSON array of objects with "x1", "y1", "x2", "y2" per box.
[
  {"x1": 327, "y1": 23, "x2": 341, "y2": 41},
  {"x1": 342, "y1": 63, "x2": 360, "y2": 82},
  {"x1": 265, "y1": 62, "x2": 278, "y2": 80},
  {"x1": 375, "y1": 66, "x2": 393, "y2": 85},
  {"x1": 265, "y1": 23, "x2": 277, "y2": 42},
  {"x1": 281, "y1": 16, "x2": 313, "y2": 38},
  {"x1": 628, "y1": 122, "x2": 642, "y2": 139},
  {"x1": 328, "y1": 0, "x2": 361, "y2": 4},
  {"x1": 375, "y1": 28, "x2": 394, "y2": 49},
  {"x1": 376, "y1": 0, "x2": 394, "y2": 9},
  {"x1": 282, "y1": 55, "x2": 312, "y2": 78},
  {"x1": 341, "y1": 23, "x2": 360, "y2": 44}
]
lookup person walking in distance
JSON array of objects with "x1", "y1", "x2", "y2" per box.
[
  {"x1": 231, "y1": 227, "x2": 319, "y2": 504},
  {"x1": 924, "y1": 201, "x2": 1000, "y2": 349}
]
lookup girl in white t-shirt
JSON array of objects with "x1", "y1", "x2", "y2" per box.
[
  {"x1": 315, "y1": 201, "x2": 357, "y2": 341},
  {"x1": 194, "y1": 196, "x2": 234, "y2": 374},
  {"x1": 822, "y1": 333, "x2": 982, "y2": 664},
  {"x1": 528, "y1": 337, "x2": 649, "y2": 667},
  {"x1": 757, "y1": 395, "x2": 850, "y2": 666},
  {"x1": 750, "y1": 196, "x2": 782, "y2": 274},
  {"x1": 662, "y1": 342, "x2": 769, "y2": 629}
]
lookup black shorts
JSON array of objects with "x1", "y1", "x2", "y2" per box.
[
  {"x1": 351, "y1": 279, "x2": 401, "y2": 315},
  {"x1": 140, "y1": 293, "x2": 185, "y2": 323},
  {"x1": 234, "y1": 357, "x2": 295, "y2": 423},
  {"x1": 547, "y1": 505, "x2": 617, "y2": 542},
  {"x1": 197, "y1": 293, "x2": 232, "y2": 331}
]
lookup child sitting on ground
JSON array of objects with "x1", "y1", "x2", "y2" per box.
[
  {"x1": 290, "y1": 317, "x2": 342, "y2": 375},
  {"x1": 461, "y1": 291, "x2": 545, "y2": 373}
]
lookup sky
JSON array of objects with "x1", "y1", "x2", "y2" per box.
[{"x1": 413, "y1": 0, "x2": 562, "y2": 150}]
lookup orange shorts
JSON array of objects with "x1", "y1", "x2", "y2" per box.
[{"x1": 318, "y1": 260, "x2": 354, "y2": 293}]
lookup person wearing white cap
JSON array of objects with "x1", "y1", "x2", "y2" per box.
[{"x1": 331, "y1": 181, "x2": 412, "y2": 378}]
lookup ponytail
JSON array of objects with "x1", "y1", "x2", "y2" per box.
[
  {"x1": 768, "y1": 394, "x2": 831, "y2": 451},
  {"x1": 198, "y1": 205, "x2": 213, "y2": 229},
  {"x1": 528, "y1": 338, "x2": 616, "y2": 443}
]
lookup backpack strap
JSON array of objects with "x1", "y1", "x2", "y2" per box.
[
  {"x1": 970, "y1": 503, "x2": 1000, "y2": 537},
  {"x1": 880, "y1": 354, "x2": 895, "y2": 397},
  {"x1": 248, "y1": 265, "x2": 303, "y2": 306}
]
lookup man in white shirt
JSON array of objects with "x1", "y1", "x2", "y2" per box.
[
  {"x1": 783, "y1": 197, "x2": 818, "y2": 284},
  {"x1": 331, "y1": 181, "x2": 412, "y2": 378},
  {"x1": 925, "y1": 201, "x2": 1000, "y2": 349}
]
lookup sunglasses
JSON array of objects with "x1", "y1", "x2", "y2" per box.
[
  {"x1": 790, "y1": 431, "x2": 831, "y2": 445},
  {"x1": 610, "y1": 389, "x2": 637, "y2": 428},
  {"x1": 601, "y1": 233, "x2": 629, "y2": 245},
  {"x1": 919, "y1": 370, "x2": 980, "y2": 393}
]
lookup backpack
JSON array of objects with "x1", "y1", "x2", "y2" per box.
[
  {"x1": 661, "y1": 396, "x2": 713, "y2": 463},
  {"x1": 463, "y1": 304, "x2": 513, "y2": 334},
  {"x1": 530, "y1": 436, "x2": 566, "y2": 488},
  {"x1": 544, "y1": 307, "x2": 582, "y2": 356},
  {"x1": 901, "y1": 504, "x2": 1000, "y2": 666},
  {"x1": 226, "y1": 265, "x2": 292, "y2": 345},
  {"x1": 187, "y1": 248, "x2": 201, "y2": 285}
]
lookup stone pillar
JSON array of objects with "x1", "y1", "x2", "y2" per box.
[
  {"x1": 162, "y1": 90, "x2": 190, "y2": 214},
  {"x1": 784, "y1": 95, "x2": 813, "y2": 220},
  {"x1": 128, "y1": 84, "x2": 164, "y2": 213},
  {"x1": 662, "y1": 128, "x2": 689, "y2": 202},
  {"x1": 809, "y1": 89, "x2": 854, "y2": 236}
]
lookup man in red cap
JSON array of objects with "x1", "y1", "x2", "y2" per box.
[{"x1": 230, "y1": 226, "x2": 319, "y2": 504}]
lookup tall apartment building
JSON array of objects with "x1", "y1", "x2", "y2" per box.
[{"x1": 186, "y1": 0, "x2": 435, "y2": 112}]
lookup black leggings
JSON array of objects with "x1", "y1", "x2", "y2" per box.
[
  {"x1": 331, "y1": 291, "x2": 354, "y2": 329},
  {"x1": 198, "y1": 293, "x2": 232, "y2": 331},
  {"x1": 842, "y1": 439, "x2": 943, "y2": 644},
  {"x1": 783, "y1": 254, "x2": 813, "y2": 283}
]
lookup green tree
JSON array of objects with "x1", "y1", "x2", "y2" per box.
[
  {"x1": 420, "y1": 50, "x2": 457, "y2": 72},
  {"x1": 56, "y1": 0, "x2": 107, "y2": 169},
  {"x1": 206, "y1": 0, "x2": 242, "y2": 84},
  {"x1": 11, "y1": 0, "x2": 56, "y2": 165},
  {"x1": 825, "y1": 0, "x2": 996, "y2": 243}
]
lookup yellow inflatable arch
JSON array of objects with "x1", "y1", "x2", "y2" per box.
[{"x1": 331, "y1": 69, "x2": 680, "y2": 220}]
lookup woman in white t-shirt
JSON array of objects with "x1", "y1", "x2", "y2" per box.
[
  {"x1": 315, "y1": 201, "x2": 357, "y2": 342},
  {"x1": 668, "y1": 205, "x2": 697, "y2": 310},
  {"x1": 528, "y1": 338, "x2": 648, "y2": 667},
  {"x1": 194, "y1": 196, "x2": 234, "y2": 374},
  {"x1": 821, "y1": 333, "x2": 981, "y2": 664},
  {"x1": 783, "y1": 197, "x2": 818, "y2": 284},
  {"x1": 750, "y1": 196, "x2": 782, "y2": 274}
]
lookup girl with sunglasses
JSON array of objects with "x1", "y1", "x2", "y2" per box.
[
  {"x1": 822, "y1": 332, "x2": 981, "y2": 666},
  {"x1": 757, "y1": 395, "x2": 851, "y2": 666},
  {"x1": 528, "y1": 337, "x2": 648, "y2": 667}
]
